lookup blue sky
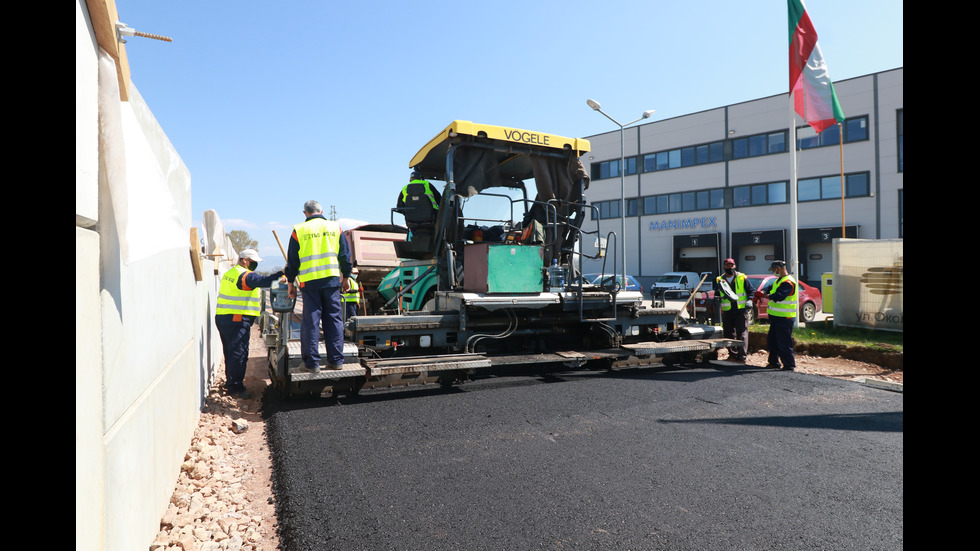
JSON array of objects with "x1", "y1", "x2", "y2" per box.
[{"x1": 116, "y1": 0, "x2": 903, "y2": 267}]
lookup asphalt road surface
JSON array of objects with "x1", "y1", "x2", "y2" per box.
[{"x1": 266, "y1": 363, "x2": 902, "y2": 551}]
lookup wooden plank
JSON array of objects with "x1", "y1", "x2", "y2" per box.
[
  {"x1": 189, "y1": 228, "x2": 203, "y2": 281},
  {"x1": 85, "y1": 0, "x2": 130, "y2": 101}
]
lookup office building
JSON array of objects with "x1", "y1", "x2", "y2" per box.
[{"x1": 580, "y1": 67, "x2": 903, "y2": 287}]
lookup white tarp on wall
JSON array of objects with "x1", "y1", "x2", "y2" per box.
[
  {"x1": 202, "y1": 209, "x2": 238, "y2": 277},
  {"x1": 833, "y1": 239, "x2": 903, "y2": 332},
  {"x1": 98, "y1": 49, "x2": 187, "y2": 264}
]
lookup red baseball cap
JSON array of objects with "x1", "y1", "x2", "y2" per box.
[{"x1": 723, "y1": 258, "x2": 735, "y2": 266}]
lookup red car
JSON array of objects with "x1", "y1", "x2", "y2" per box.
[{"x1": 688, "y1": 275, "x2": 823, "y2": 323}]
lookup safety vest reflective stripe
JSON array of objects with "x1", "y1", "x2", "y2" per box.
[
  {"x1": 216, "y1": 265, "x2": 262, "y2": 316},
  {"x1": 768, "y1": 275, "x2": 798, "y2": 318},
  {"x1": 297, "y1": 257, "x2": 340, "y2": 277},
  {"x1": 294, "y1": 219, "x2": 342, "y2": 284},
  {"x1": 716, "y1": 273, "x2": 748, "y2": 311},
  {"x1": 403, "y1": 180, "x2": 439, "y2": 210},
  {"x1": 342, "y1": 279, "x2": 360, "y2": 303}
]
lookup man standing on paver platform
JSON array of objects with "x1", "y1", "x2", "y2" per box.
[{"x1": 285, "y1": 200, "x2": 352, "y2": 372}]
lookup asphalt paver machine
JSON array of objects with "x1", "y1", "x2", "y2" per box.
[{"x1": 265, "y1": 121, "x2": 736, "y2": 398}]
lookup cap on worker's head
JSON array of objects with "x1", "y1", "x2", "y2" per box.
[
  {"x1": 240, "y1": 249, "x2": 263, "y2": 262},
  {"x1": 410, "y1": 169, "x2": 422, "y2": 181},
  {"x1": 351, "y1": 267, "x2": 359, "y2": 276},
  {"x1": 723, "y1": 258, "x2": 736, "y2": 267},
  {"x1": 768, "y1": 260, "x2": 786, "y2": 271}
]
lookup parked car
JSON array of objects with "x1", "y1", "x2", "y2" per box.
[
  {"x1": 687, "y1": 275, "x2": 823, "y2": 323},
  {"x1": 749, "y1": 275, "x2": 822, "y2": 323},
  {"x1": 649, "y1": 271, "x2": 712, "y2": 302},
  {"x1": 581, "y1": 273, "x2": 643, "y2": 294},
  {"x1": 650, "y1": 271, "x2": 703, "y2": 295}
]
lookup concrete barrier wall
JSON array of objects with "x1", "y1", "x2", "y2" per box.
[{"x1": 76, "y1": 1, "x2": 222, "y2": 549}]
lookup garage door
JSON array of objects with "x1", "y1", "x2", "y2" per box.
[
  {"x1": 677, "y1": 246, "x2": 717, "y2": 274},
  {"x1": 738, "y1": 245, "x2": 774, "y2": 275},
  {"x1": 805, "y1": 243, "x2": 832, "y2": 286}
]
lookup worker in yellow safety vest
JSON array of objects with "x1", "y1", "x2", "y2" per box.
[
  {"x1": 342, "y1": 269, "x2": 361, "y2": 319},
  {"x1": 714, "y1": 258, "x2": 756, "y2": 362},
  {"x1": 285, "y1": 200, "x2": 353, "y2": 372},
  {"x1": 398, "y1": 170, "x2": 441, "y2": 211},
  {"x1": 757, "y1": 260, "x2": 798, "y2": 371},
  {"x1": 215, "y1": 249, "x2": 284, "y2": 398}
]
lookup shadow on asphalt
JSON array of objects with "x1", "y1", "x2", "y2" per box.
[{"x1": 659, "y1": 410, "x2": 904, "y2": 432}]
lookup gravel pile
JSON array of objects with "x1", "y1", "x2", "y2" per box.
[{"x1": 150, "y1": 382, "x2": 275, "y2": 551}]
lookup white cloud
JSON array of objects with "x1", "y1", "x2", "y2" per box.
[{"x1": 222, "y1": 218, "x2": 258, "y2": 230}]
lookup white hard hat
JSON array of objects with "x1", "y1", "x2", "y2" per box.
[{"x1": 240, "y1": 249, "x2": 263, "y2": 262}]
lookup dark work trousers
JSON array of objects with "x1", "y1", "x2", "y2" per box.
[
  {"x1": 215, "y1": 315, "x2": 255, "y2": 392},
  {"x1": 767, "y1": 316, "x2": 797, "y2": 369},
  {"x1": 300, "y1": 285, "x2": 345, "y2": 368},
  {"x1": 722, "y1": 307, "x2": 750, "y2": 360},
  {"x1": 343, "y1": 296, "x2": 358, "y2": 321}
]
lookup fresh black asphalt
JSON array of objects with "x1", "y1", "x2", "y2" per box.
[{"x1": 264, "y1": 363, "x2": 903, "y2": 550}]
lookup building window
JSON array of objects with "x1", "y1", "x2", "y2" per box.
[
  {"x1": 605, "y1": 200, "x2": 620, "y2": 219},
  {"x1": 798, "y1": 172, "x2": 872, "y2": 202},
  {"x1": 627, "y1": 198, "x2": 640, "y2": 217},
  {"x1": 768, "y1": 182, "x2": 787, "y2": 204},
  {"x1": 732, "y1": 138, "x2": 748, "y2": 159},
  {"x1": 643, "y1": 195, "x2": 668, "y2": 215},
  {"x1": 696, "y1": 145, "x2": 710, "y2": 164},
  {"x1": 711, "y1": 188, "x2": 725, "y2": 208},
  {"x1": 591, "y1": 157, "x2": 639, "y2": 180},
  {"x1": 696, "y1": 190, "x2": 710, "y2": 210},
  {"x1": 732, "y1": 130, "x2": 788, "y2": 160},
  {"x1": 592, "y1": 199, "x2": 622, "y2": 220},
  {"x1": 798, "y1": 178, "x2": 821, "y2": 201},
  {"x1": 682, "y1": 191, "x2": 696, "y2": 211},
  {"x1": 797, "y1": 115, "x2": 870, "y2": 149},
  {"x1": 709, "y1": 141, "x2": 725, "y2": 162},
  {"x1": 733, "y1": 186, "x2": 751, "y2": 207},
  {"x1": 681, "y1": 147, "x2": 696, "y2": 167},
  {"x1": 639, "y1": 187, "x2": 725, "y2": 213},
  {"x1": 897, "y1": 109, "x2": 903, "y2": 172},
  {"x1": 642, "y1": 153, "x2": 655, "y2": 172},
  {"x1": 768, "y1": 131, "x2": 786, "y2": 153},
  {"x1": 846, "y1": 173, "x2": 869, "y2": 197},
  {"x1": 592, "y1": 159, "x2": 619, "y2": 180},
  {"x1": 732, "y1": 181, "x2": 789, "y2": 207},
  {"x1": 845, "y1": 117, "x2": 868, "y2": 142},
  {"x1": 592, "y1": 117, "x2": 867, "y2": 182}
]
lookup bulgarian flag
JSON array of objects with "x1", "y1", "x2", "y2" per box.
[{"x1": 788, "y1": 0, "x2": 845, "y2": 133}]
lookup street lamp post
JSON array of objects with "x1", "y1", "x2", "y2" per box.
[{"x1": 587, "y1": 99, "x2": 655, "y2": 287}]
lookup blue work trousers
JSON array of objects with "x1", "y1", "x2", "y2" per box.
[
  {"x1": 767, "y1": 316, "x2": 797, "y2": 369},
  {"x1": 215, "y1": 316, "x2": 254, "y2": 392},
  {"x1": 722, "y1": 307, "x2": 749, "y2": 360},
  {"x1": 301, "y1": 285, "x2": 345, "y2": 368}
]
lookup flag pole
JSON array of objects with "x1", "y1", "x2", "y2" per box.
[
  {"x1": 789, "y1": 100, "x2": 799, "y2": 330},
  {"x1": 838, "y1": 122, "x2": 845, "y2": 238}
]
